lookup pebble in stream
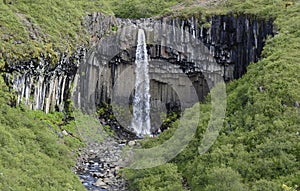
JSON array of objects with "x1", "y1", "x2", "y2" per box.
[{"x1": 75, "y1": 137, "x2": 129, "y2": 191}]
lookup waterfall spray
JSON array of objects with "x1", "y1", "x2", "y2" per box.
[{"x1": 131, "y1": 29, "x2": 151, "y2": 136}]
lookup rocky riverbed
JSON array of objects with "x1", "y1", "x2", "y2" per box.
[{"x1": 74, "y1": 137, "x2": 134, "y2": 191}]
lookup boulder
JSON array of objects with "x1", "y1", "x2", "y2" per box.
[
  {"x1": 94, "y1": 178, "x2": 106, "y2": 187},
  {"x1": 128, "y1": 140, "x2": 136, "y2": 146}
]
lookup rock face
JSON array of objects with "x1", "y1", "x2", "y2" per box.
[
  {"x1": 4, "y1": 48, "x2": 85, "y2": 113},
  {"x1": 74, "y1": 13, "x2": 273, "y2": 115},
  {"x1": 5, "y1": 12, "x2": 273, "y2": 115}
]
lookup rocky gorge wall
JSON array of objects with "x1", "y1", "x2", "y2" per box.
[
  {"x1": 74, "y1": 13, "x2": 274, "y2": 114},
  {"x1": 4, "y1": 12, "x2": 273, "y2": 116},
  {"x1": 3, "y1": 49, "x2": 85, "y2": 113}
]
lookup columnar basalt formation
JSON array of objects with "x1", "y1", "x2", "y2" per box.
[
  {"x1": 4, "y1": 49, "x2": 85, "y2": 113},
  {"x1": 74, "y1": 13, "x2": 273, "y2": 114},
  {"x1": 5, "y1": 12, "x2": 273, "y2": 116}
]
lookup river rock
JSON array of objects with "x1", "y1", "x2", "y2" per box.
[
  {"x1": 103, "y1": 177, "x2": 113, "y2": 184},
  {"x1": 128, "y1": 140, "x2": 136, "y2": 146},
  {"x1": 76, "y1": 136, "x2": 128, "y2": 190},
  {"x1": 94, "y1": 178, "x2": 106, "y2": 187}
]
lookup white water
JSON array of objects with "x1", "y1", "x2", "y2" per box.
[{"x1": 131, "y1": 29, "x2": 151, "y2": 136}]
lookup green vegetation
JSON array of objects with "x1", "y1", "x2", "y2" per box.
[
  {"x1": 108, "y1": 0, "x2": 183, "y2": 18},
  {"x1": 72, "y1": 111, "x2": 107, "y2": 144},
  {"x1": 0, "y1": 0, "x2": 113, "y2": 63},
  {"x1": 0, "y1": 0, "x2": 297, "y2": 65},
  {"x1": 0, "y1": 0, "x2": 183, "y2": 64},
  {"x1": 0, "y1": 77, "x2": 85, "y2": 190},
  {"x1": 170, "y1": 0, "x2": 297, "y2": 18},
  {"x1": 124, "y1": 163, "x2": 185, "y2": 191}
]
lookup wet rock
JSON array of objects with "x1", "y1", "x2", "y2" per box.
[
  {"x1": 103, "y1": 177, "x2": 113, "y2": 184},
  {"x1": 94, "y1": 179, "x2": 106, "y2": 187},
  {"x1": 128, "y1": 140, "x2": 136, "y2": 146},
  {"x1": 75, "y1": 137, "x2": 128, "y2": 191}
]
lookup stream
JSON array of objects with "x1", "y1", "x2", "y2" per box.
[{"x1": 75, "y1": 137, "x2": 129, "y2": 191}]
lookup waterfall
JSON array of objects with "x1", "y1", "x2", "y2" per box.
[{"x1": 131, "y1": 29, "x2": 151, "y2": 136}]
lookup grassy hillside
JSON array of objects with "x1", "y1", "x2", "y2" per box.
[
  {"x1": 0, "y1": 0, "x2": 296, "y2": 64},
  {"x1": 170, "y1": 0, "x2": 297, "y2": 18},
  {"x1": 0, "y1": 0, "x2": 183, "y2": 66},
  {"x1": 0, "y1": 0, "x2": 114, "y2": 66},
  {"x1": 0, "y1": 77, "x2": 86, "y2": 190}
]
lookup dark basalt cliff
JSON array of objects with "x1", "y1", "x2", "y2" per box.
[
  {"x1": 4, "y1": 49, "x2": 85, "y2": 113},
  {"x1": 75, "y1": 13, "x2": 273, "y2": 113},
  {"x1": 4, "y1": 12, "x2": 273, "y2": 115}
]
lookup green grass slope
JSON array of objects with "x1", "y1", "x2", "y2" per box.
[
  {"x1": 0, "y1": 0, "x2": 182, "y2": 65},
  {"x1": 0, "y1": 0, "x2": 113, "y2": 65},
  {"x1": 0, "y1": 77, "x2": 85, "y2": 190}
]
